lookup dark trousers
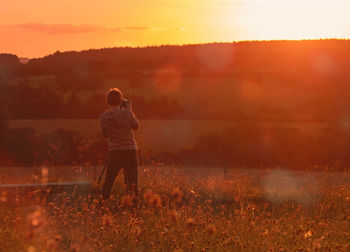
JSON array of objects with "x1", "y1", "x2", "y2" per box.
[{"x1": 102, "y1": 150, "x2": 138, "y2": 200}]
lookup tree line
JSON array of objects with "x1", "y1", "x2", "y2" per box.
[
  {"x1": 0, "y1": 83, "x2": 185, "y2": 119},
  {"x1": 1, "y1": 40, "x2": 350, "y2": 121},
  {"x1": 1, "y1": 110, "x2": 349, "y2": 169}
]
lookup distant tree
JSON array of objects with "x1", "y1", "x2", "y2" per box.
[
  {"x1": 0, "y1": 54, "x2": 20, "y2": 83},
  {"x1": 64, "y1": 92, "x2": 84, "y2": 118},
  {"x1": 7, "y1": 85, "x2": 64, "y2": 118},
  {"x1": 40, "y1": 129, "x2": 84, "y2": 165},
  {"x1": 84, "y1": 93, "x2": 106, "y2": 117},
  {"x1": 56, "y1": 67, "x2": 102, "y2": 93},
  {"x1": 84, "y1": 72, "x2": 104, "y2": 91},
  {"x1": 0, "y1": 109, "x2": 9, "y2": 162},
  {"x1": 0, "y1": 108, "x2": 9, "y2": 132},
  {"x1": 0, "y1": 54, "x2": 19, "y2": 66},
  {"x1": 1, "y1": 127, "x2": 38, "y2": 165}
]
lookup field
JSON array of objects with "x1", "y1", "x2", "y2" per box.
[
  {"x1": 9, "y1": 119, "x2": 328, "y2": 152},
  {"x1": 1, "y1": 165, "x2": 349, "y2": 251}
]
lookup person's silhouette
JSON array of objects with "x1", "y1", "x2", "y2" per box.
[{"x1": 99, "y1": 88, "x2": 140, "y2": 202}]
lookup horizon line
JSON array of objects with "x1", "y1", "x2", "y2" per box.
[{"x1": 5, "y1": 38, "x2": 350, "y2": 59}]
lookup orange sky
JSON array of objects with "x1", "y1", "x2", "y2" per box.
[{"x1": 1, "y1": 0, "x2": 350, "y2": 58}]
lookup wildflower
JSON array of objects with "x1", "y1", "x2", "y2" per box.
[
  {"x1": 15, "y1": 217, "x2": 21, "y2": 225},
  {"x1": 190, "y1": 190, "x2": 199, "y2": 198},
  {"x1": 150, "y1": 194, "x2": 162, "y2": 209},
  {"x1": 312, "y1": 239, "x2": 321, "y2": 249},
  {"x1": 102, "y1": 214, "x2": 113, "y2": 227},
  {"x1": 304, "y1": 230, "x2": 312, "y2": 238},
  {"x1": 26, "y1": 230, "x2": 34, "y2": 240},
  {"x1": 143, "y1": 189, "x2": 153, "y2": 204},
  {"x1": 246, "y1": 204, "x2": 256, "y2": 211},
  {"x1": 41, "y1": 167, "x2": 49, "y2": 183},
  {"x1": 185, "y1": 218, "x2": 196, "y2": 227},
  {"x1": 32, "y1": 190, "x2": 43, "y2": 197},
  {"x1": 46, "y1": 239, "x2": 58, "y2": 250},
  {"x1": 169, "y1": 210, "x2": 180, "y2": 222},
  {"x1": 1, "y1": 191, "x2": 8, "y2": 202},
  {"x1": 32, "y1": 218, "x2": 40, "y2": 227},
  {"x1": 206, "y1": 224, "x2": 216, "y2": 235},
  {"x1": 41, "y1": 167, "x2": 49, "y2": 177},
  {"x1": 27, "y1": 246, "x2": 36, "y2": 252},
  {"x1": 132, "y1": 225, "x2": 143, "y2": 235},
  {"x1": 120, "y1": 195, "x2": 133, "y2": 208},
  {"x1": 171, "y1": 188, "x2": 183, "y2": 203},
  {"x1": 54, "y1": 235, "x2": 62, "y2": 243},
  {"x1": 70, "y1": 245, "x2": 80, "y2": 252}
]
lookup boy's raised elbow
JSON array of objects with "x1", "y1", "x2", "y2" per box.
[
  {"x1": 132, "y1": 122, "x2": 140, "y2": 130},
  {"x1": 127, "y1": 110, "x2": 140, "y2": 130}
]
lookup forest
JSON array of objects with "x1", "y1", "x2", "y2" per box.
[{"x1": 1, "y1": 39, "x2": 350, "y2": 121}]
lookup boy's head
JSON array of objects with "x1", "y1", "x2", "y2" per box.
[{"x1": 106, "y1": 88, "x2": 122, "y2": 106}]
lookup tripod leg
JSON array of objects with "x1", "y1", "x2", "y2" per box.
[{"x1": 95, "y1": 154, "x2": 109, "y2": 195}]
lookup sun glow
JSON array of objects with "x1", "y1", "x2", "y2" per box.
[
  {"x1": 236, "y1": 1, "x2": 350, "y2": 40},
  {"x1": 1, "y1": 0, "x2": 350, "y2": 57}
]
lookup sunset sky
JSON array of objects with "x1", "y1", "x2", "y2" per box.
[{"x1": 1, "y1": 0, "x2": 350, "y2": 58}]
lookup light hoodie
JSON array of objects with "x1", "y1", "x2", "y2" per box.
[{"x1": 99, "y1": 107, "x2": 140, "y2": 151}]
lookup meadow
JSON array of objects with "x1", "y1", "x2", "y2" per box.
[{"x1": 1, "y1": 165, "x2": 349, "y2": 251}]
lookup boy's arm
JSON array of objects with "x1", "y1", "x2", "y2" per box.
[
  {"x1": 100, "y1": 116, "x2": 108, "y2": 138},
  {"x1": 127, "y1": 110, "x2": 140, "y2": 130}
]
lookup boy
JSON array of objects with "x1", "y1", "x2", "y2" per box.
[{"x1": 99, "y1": 88, "x2": 140, "y2": 201}]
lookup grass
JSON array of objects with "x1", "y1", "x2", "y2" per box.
[{"x1": 0, "y1": 165, "x2": 349, "y2": 251}]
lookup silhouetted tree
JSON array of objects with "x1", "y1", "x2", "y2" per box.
[{"x1": 0, "y1": 108, "x2": 9, "y2": 133}]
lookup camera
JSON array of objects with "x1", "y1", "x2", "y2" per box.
[{"x1": 120, "y1": 98, "x2": 130, "y2": 109}]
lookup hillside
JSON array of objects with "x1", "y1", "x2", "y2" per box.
[{"x1": 1, "y1": 39, "x2": 350, "y2": 121}]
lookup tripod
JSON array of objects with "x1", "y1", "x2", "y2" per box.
[{"x1": 95, "y1": 154, "x2": 109, "y2": 194}]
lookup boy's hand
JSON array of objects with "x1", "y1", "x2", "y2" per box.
[{"x1": 125, "y1": 100, "x2": 132, "y2": 110}]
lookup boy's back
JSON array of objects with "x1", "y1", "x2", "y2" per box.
[{"x1": 100, "y1": 108, "x2": 139, "y2": 151}]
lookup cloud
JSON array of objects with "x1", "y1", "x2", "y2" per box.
[
  {"x1": 12, "y1": 23, "x2": 123, "y2": 34},
  {"x1": 125, "y1": 26, "x2": 149, "y2": 31}
]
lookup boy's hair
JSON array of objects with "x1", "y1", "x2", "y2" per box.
[{"x1": 106, "y1": 88, "x2": 122, "y2": 106}]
